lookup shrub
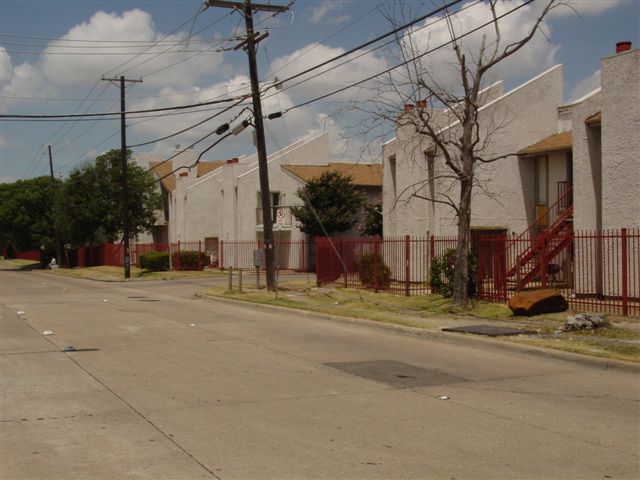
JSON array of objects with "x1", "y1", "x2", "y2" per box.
[
  {"x1": 172, "y1": 250, "x2": 207, "y2": 270},
  {"x1": 429, "y1": 248, "x2": 477, "y2": 298},
  {"x1": 139, "y1": 251, "x2": 169, "y2": 271},
  {"x1": 358, "y1": 252, "x2": 391, "y2": 289}
]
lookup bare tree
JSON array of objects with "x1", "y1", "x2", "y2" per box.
[{"x1": 341, "y1": 0, "x2": 559, "y2": 306}]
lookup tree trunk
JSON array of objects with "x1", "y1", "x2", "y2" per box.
[{"x1": 453, "y1": 172, "x2": 472, "y2": 306}]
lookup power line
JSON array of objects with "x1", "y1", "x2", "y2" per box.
[
  {"x1": 0, "y1": 94, "x2": 247, "y2": 120},
  {"x1": 272, "y1": 0, "x2": 534, "y2": 115}
]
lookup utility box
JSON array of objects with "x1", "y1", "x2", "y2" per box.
[{"x1": 253, "y1": 249, "x2": 263, "y2": 269}]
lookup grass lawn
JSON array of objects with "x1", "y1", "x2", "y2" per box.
[
  {"x1": 47, "y1": 265, "x2": 226, "y2": 281},
  {"x1": 203, "y1": 280, "x2": 640, "y2": 363},
  {"x1": 0, "y1": 258, "x2": 41, "y2": 270}
]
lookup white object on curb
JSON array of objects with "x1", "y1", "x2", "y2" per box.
[
  {"x1": 437, "y1": 395, "x2": 449, "y2": 400},
  {"x1": 42, "y1": 330, "x2": 53, "y2": 335},
  {"x1": 17, "y1": 311, "x2": 25, "y2": 315}
]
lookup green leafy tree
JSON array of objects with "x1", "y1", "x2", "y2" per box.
[
  {"x1": 359, "y1": 201, "x2": 383, "y2": 237},
  {"x1": 0, "y1": 176, "x2": 57, "y2": 253},
  {"x1": 54, "y1": 149, "x2": 162, "y2": 246},
  {"x1": 291, "y1": 171, "x2": 365, "y2": 237}
]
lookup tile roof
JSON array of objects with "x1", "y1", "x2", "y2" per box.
[
  {"x1": 281, "y1": 163, "x2": 383, "y2": 187},
  {"x1": 149, "y1": 160, "x2": 225, "y2": 192},
  {"x1": 585, "y1": 111, "x2": 601, "y2": 125},
  {"x1": 518, "y1": 131, "x2": 573, "y2": 156}
]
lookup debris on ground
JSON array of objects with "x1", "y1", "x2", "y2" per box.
[
  {"x1": 437, "y1": 395, "x2": 450, "y2": 400},
  {"x1": 17, "y1": 311, "x2": 25, "y2": 315},
  {"x1": 63, "y1": 346, "x2": 76, "y2": 352},
  {"x1": 508, "y1": 289, "x2": 568, "y2": 316},
  {"x1": 42, "y1": 330, "x2": 53, "y2": 335},
  {"x1": 561, "y1": 313, "x2": 609, "y2": 332}
]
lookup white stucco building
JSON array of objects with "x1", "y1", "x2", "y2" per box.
[
  {"x1": 383, "y1": 44, "x2": 639, "y2": 238},
  {"x1": 139, "y1": 133, "x2": 382, "y2": 269}
]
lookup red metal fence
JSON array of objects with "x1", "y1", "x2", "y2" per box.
[
  {"x1": 476, "y1": 228, "x2": 639, "y2": 316},
  {"x1": 316, "y1": 231, "x2": 639, "y2": 317},
  {"x1": 316, "y1": 236, "x2": 457, "y2": 295},
  {"x1": 219, "y1": 239, "x2": 309, "y2": 272}
]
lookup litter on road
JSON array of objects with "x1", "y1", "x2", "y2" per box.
[
  {"x1": 42, "y1": 330, "x2": 53, "y2": 335},
  {"x1": 17, "y1": 311, "x2": 25, "y2": 315}
]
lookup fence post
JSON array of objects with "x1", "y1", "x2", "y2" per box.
[
  {"x1": 430, "y1": 235, "x2": 435, "y2": 262},
  {"x1": 177, "y1": 240, "x2": 181, "y2": 271},
  {"x1": 219, "y1": 240, "x2": 224, "y2": 270},
  {"x1": 540, "y1": 235, "x2": 547, "y2": 288},
  {"x1": 198, "y1": 240, "x2": 202, "y2": 270},
  {"x1": 405, "y1": 235, "x2": 410, "y2": 296},
  {"x1": 621, "y1": 228, "x2": 628, "y2": 316}
]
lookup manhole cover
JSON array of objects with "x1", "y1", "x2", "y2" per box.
[
  {"x1": 442, "y1": 325, "x2": 536, "y2": 337},
  {"x1": 325, "y1": 360, "x2": 467, "y2": 388}
]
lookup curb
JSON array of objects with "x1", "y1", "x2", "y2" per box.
[{"x1": 201, "y1": 293, "x2": 640, "y2": 374}]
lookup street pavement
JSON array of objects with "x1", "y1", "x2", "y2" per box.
[{"x1": 1, "y1": 268, "x2": 639, "y2": 479}]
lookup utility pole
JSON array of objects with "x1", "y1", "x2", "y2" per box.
[
  {"x1": 205, "y1": 0, "x2": 289, "y2": 291},
  {"x1": 102, "y1": 75, "x2": 142, "y2": 279},
  {"x1": 47, "y1": 145, "x2": 62, "y2": 266}
]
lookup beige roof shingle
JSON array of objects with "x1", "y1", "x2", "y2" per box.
[
  {"x1": 282, "y1": 163, "x2": 382, "y2": 187},
  {"x1": 518, "y1": 131, "x2": 573, "y2": 156}
]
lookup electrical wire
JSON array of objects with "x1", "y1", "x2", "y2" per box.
[
  {"x1": 128, "y1": 98, "x2": 246, "y2": 148},
  {"x1": 273, "y1": 0, "x2": 534, "y2": 115}
]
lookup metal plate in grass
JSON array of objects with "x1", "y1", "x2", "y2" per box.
[
  {"x1": 325, "y1": 360, "x2": 467, "y2": 388},
  {"x1": 442, "y1": 325, "x2": 536, "y2": 337}
]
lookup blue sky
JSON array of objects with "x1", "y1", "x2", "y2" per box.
[{"x1": 1, "y1": 0, "x2": 638, "y2": 182}]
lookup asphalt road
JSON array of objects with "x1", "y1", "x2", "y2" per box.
[{"x1": 1, "y1": 269, "x2": 639, "y2": 479}]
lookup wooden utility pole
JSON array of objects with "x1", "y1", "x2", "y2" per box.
[
  {"x1": 102, "y1": 75, "x2": 142, "y2": 279},
  {"x1": 205, "y1": 0, "x2": 289, "y2": 291},
  {"x1": 47, "y1": 145, "x2": 62, "y2": 266}
]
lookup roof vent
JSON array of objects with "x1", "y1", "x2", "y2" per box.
[{"x1": 616, "y1": 41, "x2": 632, "y2": 54}]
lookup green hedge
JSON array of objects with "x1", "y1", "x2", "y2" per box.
[
  {"x1": 429, "y1": 248, "x2": 477, "y2": 298},
  {"x1": 139, "y1": 251, "x2": 170, "y2": 271},
  {"x1": 172, "y1": 250, "x2": 207, "y2": 270}
]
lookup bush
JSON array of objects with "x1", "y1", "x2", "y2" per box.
[
  {"x1": 358, "y1": 252, "x2": 391, "y2": 289},
  {"x1": 429, "y1": 248, "x2": 477, "y2": 298},
  {"x1": 139, "y1": 251, "x2": 169, "y2": 271},
  {"x1": 172, "y1": 250, "x2": 207, "y2": 270}
]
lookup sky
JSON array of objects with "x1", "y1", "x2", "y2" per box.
[{"x1": 1, "y1": 0, "x2": 638, "y2": 183}]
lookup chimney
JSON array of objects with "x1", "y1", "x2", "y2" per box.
[
  {"x1": 403, "y1": 104, "x2": 414, "y2": 111},
  {"x1": 616, "y1": 41, "x2": 632, "y2": 54},
  {"x1": 226, "y1": 157, "x2": 239, "y2": 165},
  {"x1": 179, "y1": 172, "x2": 189, "y2": 177},
  {"x1": 416, "y1": 99, "x2": 428, "y2": 109}
]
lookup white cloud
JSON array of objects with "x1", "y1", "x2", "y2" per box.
[
  {"x1": 401, "y1": 0, "x2": 560, "y2": 93},
  {"x1": 570, "y1": 69, "x2": 601, "y2": 102},
  {"x1": 0, "y1": 48, "x2": 13, "y2": 88},
  {"x1": 308, "y1": 1, "x2": 350, "y2": 25},
  {"x1": 40, "y1": 9, "x2": 225, "y2": 89},
  {"x1": 550, "y1": 0, "x2": 621, "y2": 17},
  {"x1": 267, "y1": 43, "x2": 387, "y2": 101},
  {"x1": 0, "y1": 53, "x2": 55, "y2": 106}
]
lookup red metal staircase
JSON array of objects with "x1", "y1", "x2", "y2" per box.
[{"x1": 504, "y1": 184, "x2": 574, "y2": 290}]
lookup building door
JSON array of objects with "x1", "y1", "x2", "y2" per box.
[{"x1": 534, "y1": 156, "x2": 549, "y2": 230}]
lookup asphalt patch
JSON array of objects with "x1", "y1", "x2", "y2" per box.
[
  {"x1": 442, "y1": 324, "x2": 536, "y2": 337},
  {"x1": 325, "y1": 360, "x2": 467, "y2": 388}
]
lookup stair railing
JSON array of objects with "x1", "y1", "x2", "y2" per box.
[{"x1": 502, "y1": 186, "x2": 574, "y2": 285}]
